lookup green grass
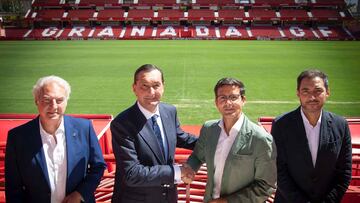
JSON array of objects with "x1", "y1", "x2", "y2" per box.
[{"x1": 1, "y1": 40, "x2": 360, "y2": 124}]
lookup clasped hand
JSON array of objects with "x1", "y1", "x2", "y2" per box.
[{"x1": 180, "y1": 163, "x2": 195, "y2": 184}]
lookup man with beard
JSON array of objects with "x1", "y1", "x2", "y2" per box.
[{"x1": 271, "y1": 69, "x2": 352, "y2": 203}]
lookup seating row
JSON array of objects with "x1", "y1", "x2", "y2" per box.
[
  {"x1": 25, "y1": 8, "x2": 349, "y2": 22},
  {"x1": 31, "y1": 0, "x2": 346, "y2": 7},
  {"x1": 1, "y1": 25, "x2": 353, "y2": 40}
]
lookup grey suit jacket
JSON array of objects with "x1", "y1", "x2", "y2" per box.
[
  {"x1": 271, "y1": 107, "x2": 352, "y2": 203},
  {"x1": 111, "y1": 102, "x2": 197, "y2": 203},
  {"x1": 187, "y1": 115, "x2": 277, "y2": 203}
]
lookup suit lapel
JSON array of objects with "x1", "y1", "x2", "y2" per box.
[
  {"x1": 221, "y1": 117, "x2": 251, "y2": 191},
  {"x1": 231, "y1": 117, "x2": 252, "y2": 153},
  {"x1": 293, "y1": 108, "x2": 315, "y2": 169},
  {"x1": 208, "y1": 122, "x2": 221, "y2": 176},
  {"x1": 315, "y1": 111, "x2": 332, "y2": 169},
  {"x1": 32, "y1": 117, "x2": 51, "y2": 189},
  {"x1": 140, "y1": 120, "x2": 166, "y2": 163},
  {"x1": 64, "y1": 115, "x2": 79, "y2": 192},
  {"x1": 132, "y1": 104, "x2": 166, "y2": 164}
]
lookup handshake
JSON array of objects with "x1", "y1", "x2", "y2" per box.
[{"x1": 180, "y1": 163, "x2": 195, "y2": 184}]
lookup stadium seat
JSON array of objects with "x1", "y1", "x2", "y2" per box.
[
  {"x1": 78, "y1": 0, "x2": 120, "y2": 6},
  {"x1": 248, "y1": 9, "x2": 278, "y2": 21},
  {"x1": 311, "y1": 9, "x2": 342, "y2": 21},
  {"x1": 32, "y1": 0, "x2": 63, "y2": 7},
  {"x1": 188, "y1": 9, "x2": 215, "y2": 21},
  {"x1": 33, "y1": 9, "x2": 65, "y2": 21},
  {"x1": 66, "y1": 9, "x2": 96, "y2": 21},
  {"x1": 218, "y1": 9, "x2": 247, "y2": 21},
  {"x1": 279, "y1": 9, "x2": 310, "y2": 21},
  {"x1": 126, "y1": 9, "x2": 154, "y2": 21},
  {"x1": 157, "y1": 9, "x2": 185, "y2": 21},
  {"x1": 97, "y1": 9, "x2": 125, "y2": 21}
]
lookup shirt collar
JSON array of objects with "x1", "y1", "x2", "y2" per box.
[
  {"x1": 218, "y1": 113, "x2": 245, "y2": 134},
  {"x1": 300, "y1": 108, "x2": 322, "y2": 128},
  {"x1": 137, "y1": 101, "x2": 160, "y2": 120},
  {"x1": 39, "y1": 117, "x2": 65, "y2": 138}
]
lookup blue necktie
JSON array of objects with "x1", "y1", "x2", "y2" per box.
[{"x1": 151, "y1": 115, "x2": 166, "y2": 159}]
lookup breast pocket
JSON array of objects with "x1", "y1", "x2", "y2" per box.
[{"x1": 326, "y1": 139, "x2": 342, "y2": 155}]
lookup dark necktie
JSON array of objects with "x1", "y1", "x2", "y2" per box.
[{"x1": 151, "y1": 115, "x2": 165, "y2": 159}]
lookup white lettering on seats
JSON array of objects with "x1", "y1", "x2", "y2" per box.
[
  {"x1": 289, "y1": 26, "x2": 305, "y2": 37},
  {"x1": 195, "y1": 26, "x2": 209, "y2": 36},
  {"x1": 318, "y1": 26, "x2": 332, "y2": 37},
  {"x1": 225, "y1": 26, "x2": 241, "y2": 37},
  {"x1": 97, "y1": 26, "x2": 114, "y2": 37},
  {"x1": 42, "y1": 27, "x2": 58, "y2": 37},
  {"x1": 68, "y1": 26, "x2": 85, "y2": 37},
  {"x1": 160, "y1": 26, "x2": 177, "y2": 36},
  {"x1": 131, "y1": 26, "x2": 146, "y2": 36}
]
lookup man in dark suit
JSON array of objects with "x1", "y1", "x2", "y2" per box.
[
  {"x1": 111, "y1": 64, "x2": 198, "y2": 203},
  {"x1": 5, "y1": 75, "x2": 107, "y2": 203},
  {"x1": 271, "y1": 69, "x2": 352, "y2": 203}
]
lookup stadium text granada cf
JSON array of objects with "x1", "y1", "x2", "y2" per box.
[{"x1": 1, "y1": 25, "x2": 353, "y2": 40}]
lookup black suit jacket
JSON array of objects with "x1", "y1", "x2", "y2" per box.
[
  {"x1": 271, "y1": 107, "x2": 352, "y2": 203},
  {"x1": 111, "y1": 102, "x2": 197, "y2": 203}
]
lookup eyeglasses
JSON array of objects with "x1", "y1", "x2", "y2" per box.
[
  {"x1": 216, "y1": 94, "x2": 242, "y2": 103},
  {"x1": 40, "y1": 97, "x2": 66, "y2": 105}
]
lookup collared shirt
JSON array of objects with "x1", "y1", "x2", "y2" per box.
[
  {"x1": 137, "y1": 102, "x2": 181, "y2": 183},
  {"x1": 212, "y1": 113, "x2": 245, "y2": 199},
  {"x1": 39, "y1": 118, "x2": 67, "y2": 203},
  {"x1": 301, "y1": 108, "x2": 322, "y2": 167}
]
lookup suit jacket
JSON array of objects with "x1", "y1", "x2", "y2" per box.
[
  {"x1": 5, "y1": 115, "x2": 107, "y2": 203},
  {"x1": 187, "y1": 115, "x2": 277, "y2": 203},
  {"x1": 271, "y1": 107, "x2": 352, "y2": 203},
  {"x1": 110, "y1": 102, "x2": 197, "y2": 203}
]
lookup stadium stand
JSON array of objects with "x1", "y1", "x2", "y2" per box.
[
  {"x1": 32, "y1": 0, "x2": 65, "y2": 7},
  {"x1": 279, "y1": 8, "x2": 310, "y2": 21},
  {"x1": 252, "y1": 0, "x2": 297, "y2": 7},
  {"x1": 187, "y1": 9, "x2": 216, "y2": 21},
  {"x1": 126, "y1": 9, "x2": 154, "y2": 21},
  {"x1": 0, "y1": 0, "x2": 357, "y2": 41},
  {"x1": 248, "y1": 8, "x2": 278, "y2": 21},
  {"x1": 78, "y1": 0, "x2": 121, "y2": 7},
  {"x1": 218, "y1": 9, "x2": 247, "y2": 21},
  {"x1": 97, "y1": 9, "x2": 125, "y2": 21},
  {"x1": 66, "y1": 9, "x2": 96, "y2": 21},
  {"x1": 157, "y1": 9, "x2": 185, "y2": 21}
]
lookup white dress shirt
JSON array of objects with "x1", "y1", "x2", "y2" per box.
[
  {"x1": 137, "y1": 102, "x2": 181, "y2": 183},
  {"x1": 301, "y1": 108, "x2": 322, "y2": 167},
  {"x1": 212, "y1": 113, "x2": 244, "y2": 199},
  {"x1": 39, "y1": 118, "x2": 67, "y2": 203}
]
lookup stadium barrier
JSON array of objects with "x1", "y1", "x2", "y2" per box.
[{"x1": 1, "y1": 114, "x2": 360, "y2": 202}]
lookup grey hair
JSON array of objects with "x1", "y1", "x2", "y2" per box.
[{"x1": 32, "y1": 75, "x2": 71, "y2": 100}]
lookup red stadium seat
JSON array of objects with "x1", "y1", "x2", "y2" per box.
[
  {"x1": 97, "y1": 9, "x2": 125, "y2": 21},
  {"x1": 126, "y1": 9, "x2": 154, "y2": 21},
  {"x1": 188, "y1": 9, "x2": 215, "y2": 21}
]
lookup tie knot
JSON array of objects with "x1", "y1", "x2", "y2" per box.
[{"x1": 151, "y1": 115, "x2": 158, "y2": 123}]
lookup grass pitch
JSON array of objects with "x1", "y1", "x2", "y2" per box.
[{"x1": 0, "y1": 40, "x2": 359, "y2": 124}]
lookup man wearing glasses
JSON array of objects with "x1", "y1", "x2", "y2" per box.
[
  {"x1": 186, "y1": 77, "x2": 277, "y2": 203},
  {"x1": 5, "y1": 75, "x2": 106, "y2": 203}
]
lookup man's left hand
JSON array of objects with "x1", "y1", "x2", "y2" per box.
[{"x1": 62, "y1": 191, "x2": 83, "y2": 203}]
